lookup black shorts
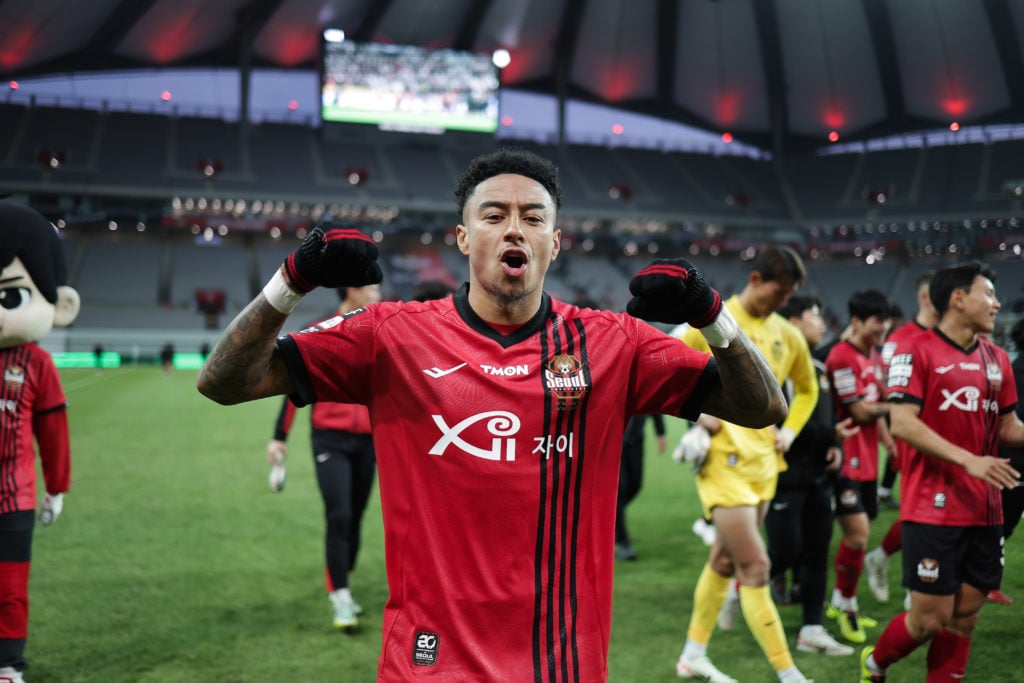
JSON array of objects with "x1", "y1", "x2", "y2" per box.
[
  {"x1": 833, "y1": 478, "x2": 878, "y2": 520},
  {"x1": 901, "y1": 521, "x2": 1004, "y2": 595}
]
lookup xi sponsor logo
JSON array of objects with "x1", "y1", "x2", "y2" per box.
[{"x1": 429, "y1": 411, "x2": 521, "y2": 461}]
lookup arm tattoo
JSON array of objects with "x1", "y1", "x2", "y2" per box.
[
  {"x1": 700, "y1": 331, "x2": 786, "y2": 428},
  {"x1": 196, "y1": 295, "x2": 294, "y2": 404}
]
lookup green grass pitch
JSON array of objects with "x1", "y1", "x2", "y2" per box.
[{"x1": 26, "y1": 367, "x2": 1024, "y2": 681}]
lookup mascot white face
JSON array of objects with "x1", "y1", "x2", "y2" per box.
[
  {"x1": 0, "y1": 257, "x2": 80, "y2": 349},
  {"x1": 0, "y1": 202, "x2": 81, "y2": 349}
]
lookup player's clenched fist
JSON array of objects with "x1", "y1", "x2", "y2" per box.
[
  {"x1": 626, "y1": 258, "x2": 737, "y2": 348},
  {"x1": 284, "y1": 223, "x2": 383, "y2": 292}
]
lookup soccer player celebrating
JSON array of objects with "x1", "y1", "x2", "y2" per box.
[
  {"x1": 673, "y1": 246, "x2": 818, "y2": 683},
  {"x1": 860, "y1": 261, "x2": 1023, "y2": 682},
  {"x1": 824, "y1": 289, "x2": 893, "y2": 643},
  {"x1": 197, "y1": 148, "x2": 787, "y2": 682}
]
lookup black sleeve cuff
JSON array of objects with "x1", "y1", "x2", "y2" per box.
[
  {"x1": 679, "y1": 357, "x2": 719, "y2": 422},
  {"x1": 276, "y1": 334, "x2": 316, "y2": 408}
]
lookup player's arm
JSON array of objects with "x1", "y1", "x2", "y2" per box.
[
  {"x1": 197, "y1": 224, "x2": 382, "y2": 405},
  {"x1": 627, "y1": 259, "x2": 785, "y2": 429},
  {"x1": 998, "y1": 410, "x2": 1024, "y2": 450},
  {"x1": 775, "y1": 338, "x2": 819, "y2": 452},
  {"x1": 846, "y1": 396, "x2": 889, "y2": 423},
  {"x1": 890, "y1": 402, "x2": 1019, "y2": 489},
  {"x1": 198, "y1": 295, "x2": 294, "y2": 404}
]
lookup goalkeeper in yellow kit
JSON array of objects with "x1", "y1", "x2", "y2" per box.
[{"x1": 673, "y1": 246, "x2": 819, "y2": 683}]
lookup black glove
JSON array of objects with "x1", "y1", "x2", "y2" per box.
[
  {"x1": 626, "y1": 259, "x2": 722, "y2": 326},
  {"x1": 283, "y1": 223, "x2": 382, "y2": 293}
]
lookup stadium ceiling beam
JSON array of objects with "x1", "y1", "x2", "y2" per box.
[
  {"x1": 981, "y1": 0, "x2": 1024, "y2": 117},
  {"x1": 751, "y1": 0, "x2": 789, "y2": 158},
  {"x1": 453, "y1": 0, "x2": 495, "y2": 51},
  {"x1": 861, "y1": 0, "x2": 907, "y2": 135},
  {"x1": 226, "y1": 0, "x2": 289, "y2": 59},
  {"x1": 551, "y1": 0, "x2": 587, "y2": 146},
  {"x1": 352, "y1": 0, "x2": 398, "y2": 43},
  {"x1": 9, "y1": 0, "x2": 161, "y2": 77},
  {"x1": 655, "y1": 0, "x2": 678, "y2": 107}
]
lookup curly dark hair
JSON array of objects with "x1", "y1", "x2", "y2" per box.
[{"x1": 454, "y1": 148, "x2": 562, "y2": 216}]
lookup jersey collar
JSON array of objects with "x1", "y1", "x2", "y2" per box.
[{"x1": 453, "y1": 283, "x2": 553, "y2": 349}]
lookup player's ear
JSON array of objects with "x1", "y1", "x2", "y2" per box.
[
  {"x1": 550, "y1": 229, "x2": 561, "y2": 262},
  {"x1": 456, "y1": 224, "x2": 470, "y2": 255},
  {"x1": 53, "y1": 285, "x2": 81, "y2": 328}
]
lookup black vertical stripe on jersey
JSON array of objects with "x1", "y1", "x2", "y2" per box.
[
  {"x1": 533, "y1": 328, "x2": 552, "y2": 682},
  {"x1": 0, "y1": 346, "x2": 28, "y2": 514},
  {"x1": 979, "y1": 343, "x2": 1004, "y2": 526},
  {"x1": 532, "y1": 314, "x2": 591, "y2": 683},
  {"x1": 556, "y1": 314, "x2": 577, "y2": 683},
  {"x1": 566, "y1": 318, "x2": 592, "y2": 683},
  {"x1": 544, "y1": 317, "x2": 563, "y2": 683}
]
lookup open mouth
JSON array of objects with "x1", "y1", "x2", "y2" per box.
[{"x1": 501, "y1": 251, "x2": 528, "y2": 277}]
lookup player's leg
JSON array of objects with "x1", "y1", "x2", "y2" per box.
[
  {"x1": 314, "y1": 442, "x2": 359, "y2": 630},
  {"x1": 346, "y1": 434, "x2": 377, "y2": 573},
  {"x1": 861, "y1": 522, "x2": 963, "y2": 681},
  {"x1": 830, "y1": 479, "x2": 872, "y2": 642},
  {"x1": 796, "y1": 484, "x2": 852, "y2": 655},
  {"x1": 0, "y1": 512, "x2": 32, "y2": 680},
  {"x1": 764, "y1": 487, "x2": 800, "y2": 602}
]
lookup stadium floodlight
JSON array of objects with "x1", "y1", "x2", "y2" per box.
[
  {"x1": 323, "y1": 28, "x2": 345, "y2": 43},
  {"x1": 492, "y1": 49, "x2": 511, "y2": 69}
]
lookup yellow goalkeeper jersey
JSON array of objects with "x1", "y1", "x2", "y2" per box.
[{"x1": 678, "y1": 295, "x2": 817, "y2": 482}]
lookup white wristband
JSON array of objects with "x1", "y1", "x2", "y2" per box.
[
  {"x1": 261, "y1": 269, "x2": 304, "y2": 314},
  {"x1": 698, "y1": 305, "x2": 738, "y2": 348}
]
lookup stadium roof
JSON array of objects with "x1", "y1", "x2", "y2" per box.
[{"x1": 2, "y1": 0, "x2": 1024, "y2": 154}]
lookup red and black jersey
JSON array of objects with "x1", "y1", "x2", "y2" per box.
[
  {"x1": 277, "y1": 286, "x2": 716, "y2": 683},
  {"x1": 881, "y1": 320, "x2": 930, "y2": 377},
  {"x1": 826, "y1": 339, "x2": 885, "y2": 482},
  {"x1": 887, "y1": 329, "x2": 1017, "y2": 526},
  {"x1": 0, "y1": 343, "x2": 70, "y2": 514}
]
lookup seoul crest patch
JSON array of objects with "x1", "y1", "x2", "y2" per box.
[{"x1": 544, "y1": 354, "x2": 589, "y2": 411}]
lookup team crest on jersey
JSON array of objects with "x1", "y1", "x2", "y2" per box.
[
  {"x1": 3, "y1": 366, "x2": 25, "y2": 393},
  {"x1": 986, "y1": 363, "x2": 1003, "y2": 390},
  {"x1": 544, "y1": 354, "x2": 588, "y2": 411}
]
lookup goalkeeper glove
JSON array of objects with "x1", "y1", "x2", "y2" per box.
[
  {"x1": 267, "y1": 440, "x2": 287, "y2": 493},
  {"x1": 673, "y1": 425, "x2": 712, "y2": 473},
  {"x1": 627, "y1": 259, "x2": 737, "y2": 347},
  {"x1": 39, "y1": 492, "x2": 64, "y2": 526}
]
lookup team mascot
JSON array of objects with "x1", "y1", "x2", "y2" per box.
[{"x1": 0, "y1": 202, "x2": 80, "y2": 683}]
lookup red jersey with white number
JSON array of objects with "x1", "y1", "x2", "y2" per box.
[
  {"x1": 886, "y1": 329, "x2": 1017, "y2": 526},
  {"x1": 826, "y1": 340, "x2": 885, "y2": 482},
  {"x1": 277, "y1": 287, "x2": 715, "y2": 683},
  {"x1": 0, "y1": 343, "x2": 71, "y2": 514}
]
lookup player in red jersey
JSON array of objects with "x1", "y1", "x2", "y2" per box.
[
  {"x1": 824, "y1": 289, "x2": 893, "y2": 644},
  {"x1": 860, "y1": 261, "x2": 1024, "y2": 683},
  {"x1": 198, "y1": 148, "x2": 788, "y2": 682},
  {"x1": 265, "y1": 284, "x2": 381, "y2": 631},
  {"x1": 0, "y1": 203, "x2": 82, "y2": 683},
  {"x1": 865, "y1": 272, "x2": 938, "y2": 606}
]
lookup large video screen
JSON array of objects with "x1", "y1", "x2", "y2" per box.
[{"x1": 321, "y1": 39, "x2": 500, "y2": 133}]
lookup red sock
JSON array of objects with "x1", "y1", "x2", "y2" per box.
[
  {"x1": 873, "y1": 611, "x2": 922, "y2": 669},
  {"x1": 0, "y1": 560, "x2": 30, "y2": 639},
  {"x1": 834, "y1": 540, "x2": 865, "y2": 599},
  {"x1": 881, "y1": 520, "x2": 902, "y2": 556},
  {"x1": 926, "y1": 630, "x2": 971, "y2": 681}
]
